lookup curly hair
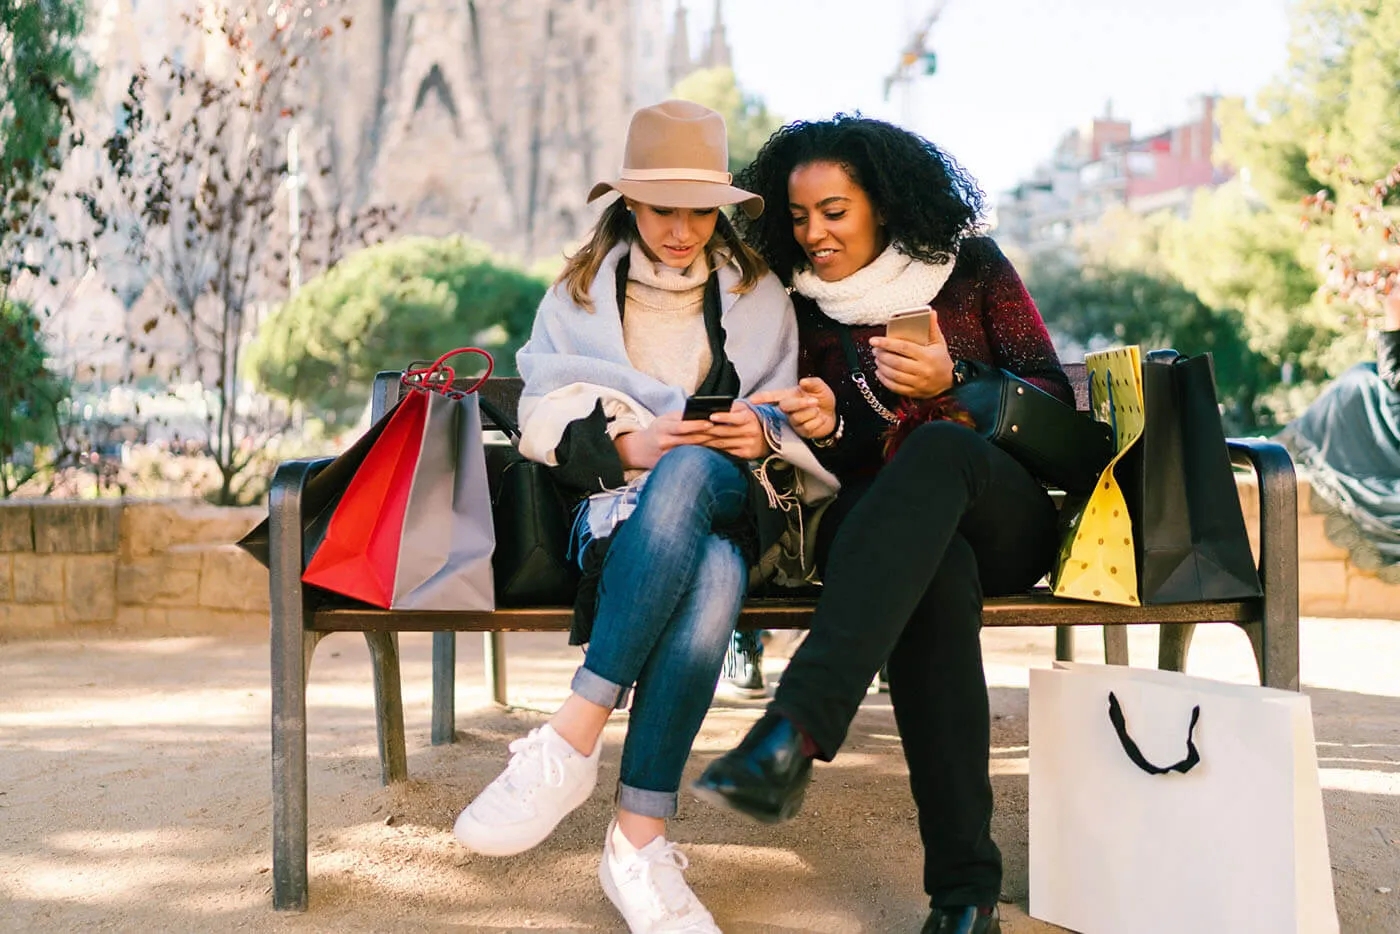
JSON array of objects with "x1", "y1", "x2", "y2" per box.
[{"x1": 734, "y1": 114, "x2": 986, "y2": 284}]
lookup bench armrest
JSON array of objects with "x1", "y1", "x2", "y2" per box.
[
  {"x1": 1226, "y1": 438, "x2": 1298, "y2": 584},
  {"x1": 268, "y1": 457, "x2": 336, "y2": 619},
  {"x1": 1226, "y1": 437, "x2": 1300, "y2": 690}
]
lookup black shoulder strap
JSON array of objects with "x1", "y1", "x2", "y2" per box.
[
  {"x1": 696, "y1": 272, "x2": 740, "y2": 395},
  {"x1": 614, "y1": 251, "x2": 631, "y2": 324}
]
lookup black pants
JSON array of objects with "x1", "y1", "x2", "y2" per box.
[{"x1": 772, "y1": 421, "x2": 1060, "y2": 908}]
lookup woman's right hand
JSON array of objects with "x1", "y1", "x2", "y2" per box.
[
  {"x1": 749, "y1": 377, "x2": 838, "y2": 441},
  {"x1": 614, "y1": 412, "x2": 715, "y2": 470}
]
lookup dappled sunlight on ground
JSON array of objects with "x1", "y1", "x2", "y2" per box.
[
  {"x1": 0, "y1": 621, "x2": 1396, "y2": 931},
  {"x1": 1319, "y1": 767, "x2": 1400, "y2": 795}
]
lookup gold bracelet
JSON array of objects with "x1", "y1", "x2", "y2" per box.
[{"x1": 811, "y1": 415, "x2": 844, "y2": 449}]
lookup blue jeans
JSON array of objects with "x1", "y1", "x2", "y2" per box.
[{"x1": 570, "y1": 445, "x2": 750, "y2": 818}]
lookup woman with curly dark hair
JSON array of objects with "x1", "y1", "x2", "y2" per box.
[{"x1": 693, "y1": 116, "x2": 1073, "y2": 934}]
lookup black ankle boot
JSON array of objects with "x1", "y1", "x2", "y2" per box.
[
  {"x1": 691, "y1": 711, "x2": 812, "y2": 823},
  {"x1": 919, "y1": 905, "x2": 1000, "y2": 934}
]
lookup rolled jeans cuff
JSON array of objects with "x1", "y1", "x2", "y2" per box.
[
  {"x1": 618, "y1": 783, "x2": 678, "y2": 819},
  {"x1": 571, "y1": 665, "x2": 631, "y2": 710}
]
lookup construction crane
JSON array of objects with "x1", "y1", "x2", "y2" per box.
[{"x1": 883, "y1": 0, "x2": 950, "y2": 122}]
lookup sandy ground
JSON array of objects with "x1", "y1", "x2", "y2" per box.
[{"x1": 1, "y1": 618, "x2": 1397, "y2": 933}]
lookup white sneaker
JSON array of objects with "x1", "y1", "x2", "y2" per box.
[
  {"x1": 453, "y1": 724, "x2": 600, "y2": 856},
  {"x1": 599, "y1": 821, "x2": 722, "y2": 933}
]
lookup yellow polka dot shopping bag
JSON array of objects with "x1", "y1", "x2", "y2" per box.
[
  {"x1": 1051, "y1": 346, "x2": 1144, "y2": 605},
  {"x1": 1053, "y1": 347, "x2": 1263, "y2": 606}
]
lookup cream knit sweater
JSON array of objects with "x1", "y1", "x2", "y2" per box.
[{"x1": 622, "y1": 241, "x2": 712, "y2": 395}]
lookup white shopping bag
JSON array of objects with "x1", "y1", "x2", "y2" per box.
[{"x1": 1029, "y1": 662, "x2": 1337, "y2": 934}]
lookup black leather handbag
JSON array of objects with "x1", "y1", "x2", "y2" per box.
[
  {"x1": 479, "y1": 399, "x2": 581, "y2": 607},
  {"x1": 833, "y1": 325, "x2": 1113, "y2": 495},
  {"x1": 951, "y1": 360, "x2": 1114, "y2": 495}
]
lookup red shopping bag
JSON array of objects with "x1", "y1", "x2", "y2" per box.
[{"x1": 301, "y1": 348, "x2": 495, "y2": 609}]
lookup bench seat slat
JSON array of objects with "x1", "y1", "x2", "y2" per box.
[{"x1": 311, "y1": 593, "x2": 1262, "y2": 632}]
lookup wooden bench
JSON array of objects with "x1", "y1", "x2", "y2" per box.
[{"x1": 265, "y1": 363, "x2": 1299, "y2": 911}]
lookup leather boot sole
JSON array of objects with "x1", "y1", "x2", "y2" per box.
[{"x1": 690, "y1": 776, "x2": 807, "y2": 824}]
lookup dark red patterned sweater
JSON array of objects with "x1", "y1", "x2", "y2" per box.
[{"x1": 796, "y1": 237, "x2": 1071, "y2": 482}]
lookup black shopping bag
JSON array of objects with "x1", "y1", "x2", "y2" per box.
[
  {"x1": 478, "y1": 397, "x2": 580, "y2": 607},
  {"x1": 1119, "y1": 350, "x2": 1262, "y2": 604},
  {"x1": 237, "y1": 404, "x2": 398, "y2": 571}
]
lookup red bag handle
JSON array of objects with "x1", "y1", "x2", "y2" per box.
[{"x1": 402, "y1": 347, "x2": 494, "y2": 396}]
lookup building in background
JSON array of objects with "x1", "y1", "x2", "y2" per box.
[
  {"x1": 77, "y1": 0, "x2": 736, "y2": 264},
  {"x1": 44, "y1": 0, "x2": 742, "y2": 380},
  {"x1": 995, "y1": 95, "x2": 1233, "y2": 261},
  {"x1": 667, "y1": 0, "x2": 733, "y2": 90}
]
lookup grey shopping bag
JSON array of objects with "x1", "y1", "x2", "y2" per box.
[{"x1": 301, "y1": 348, "x2": 495, "y2": 610}]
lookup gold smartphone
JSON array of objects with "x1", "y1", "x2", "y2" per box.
[{"x1": 885, "y1": 306, "x2": 933, "y2": 345}]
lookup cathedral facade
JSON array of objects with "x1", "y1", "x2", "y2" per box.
[
  {"x1": 48, "y1": 0, "x2": 733, "y2": 379},
  {"x1": 84, "y1": 0, "x2": 734, "y2": 262}
]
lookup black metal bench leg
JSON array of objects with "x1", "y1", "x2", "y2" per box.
[
  {"x1": 1054, "y1": 625, "x2": 1075, "y2": 662},
  {"x1": 364, "y1": 632, "x2": 408, "y2": 784},
  {"x1": 1157, "y1": 622, "x2": 1195, "y2": 672},
  {"x1": 1252, "y1": 471, "x2": 1301, "y2": 689},
  {"x1": 268, "y1": 456, "x2": 337, "y2": 912},
  {"x1": 1237, "y1": 621, "x2": 1266, "y2": 685},
  {"x1": 271, "y1": 622, "x2": 322, "y2": 907},
  {"x1": 1238, "y1": 616, "x2": 1299, "y2": 690},
  {"x1": 1103, "y1": 626, "x2": 1129, "y2": 665},
  {"x1": 272, "y1": 623, "x2": 318, "y2": 911},
  {"x1": 432, "y1": 632, "x2": 456, "y2": 745},
  {"x1": 485, "y1": 632, "x2": 508, "y2": 706},
  {"x1": 1228, "y1": 439, "x2": 1300, "y2": 690}
]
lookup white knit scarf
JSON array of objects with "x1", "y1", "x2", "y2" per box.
[{"x1": 791, "y1": 242, "x2": 956, "y2": 325}]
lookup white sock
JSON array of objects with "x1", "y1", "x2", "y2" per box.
[
  {"x1": 541, "y1": 723, "x2": 586, "y2": 758},
  {"x1": 611, "y1": 820, "x2": 642, "y2": 859}
]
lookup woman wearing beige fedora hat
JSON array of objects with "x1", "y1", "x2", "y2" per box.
[{"x1": 451, "y1": 100, "x2": 837, "y2": 934}]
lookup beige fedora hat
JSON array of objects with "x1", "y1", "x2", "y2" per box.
[{"x1": 588, "y1": 99, "x2": 764, "y2": 218}]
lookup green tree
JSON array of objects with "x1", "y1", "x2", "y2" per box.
[
  {"x1": 671, "y1": 67, "x2": 783, "y2": 175},
  {"x1": 1306, "y1": 159, "x2": 1400, "y2": 316},
  {"x1": 74, "y1": 0, "x2": 385, "y2": 505},
  {"x1": 1025, "y1": 207, "x2": 1277, "y2": 432},
  {"x1": 1166, "y1": 0, "x2": 1400, "y2": 410},
  {"x1": 0, "y1": 301, "x2": 69, "y2": 497},
  {"x1": 0, "y1": 0, "x2": 91, "y2": 307},
  {"x1": 247, "y1": 236, "x2": 548, "y2": 426}
]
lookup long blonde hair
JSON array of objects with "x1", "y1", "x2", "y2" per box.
[{"x1": 555, "y1": 200, "x2": 769, "y2": 310}]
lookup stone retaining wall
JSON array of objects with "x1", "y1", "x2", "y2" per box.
[
  {"x1": 0, "y1": 481, "x2": 1394, "y2": 638},
  {"x1": 1236, "y1": 475, "x2": 1394, "y2": 619},
  {"x1": 0, "y1": 500, "x2": 267, "y2": 638}
]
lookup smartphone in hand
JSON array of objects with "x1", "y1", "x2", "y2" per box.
[
  {"x1": 885, "y1": 306, "x2": 933, "y2": 345},
  {"x1": 681, "y1": 394, "x2": 735, "y2": 420}
]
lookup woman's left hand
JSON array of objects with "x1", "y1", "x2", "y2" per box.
[
  {"x1": 869, "y1": 312, "x2": 955, "y2": 398},
  {"x1": 702, "y1": 401, "x2": 771, "y2": 460}
]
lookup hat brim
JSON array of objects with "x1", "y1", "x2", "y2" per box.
[{"x1": 588, "y1": 178, "x2": 764, "y2": 219}]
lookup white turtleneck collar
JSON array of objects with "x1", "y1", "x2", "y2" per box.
[{"x1": 627, "y1": 241, "x2": 709, "y2": 292}]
